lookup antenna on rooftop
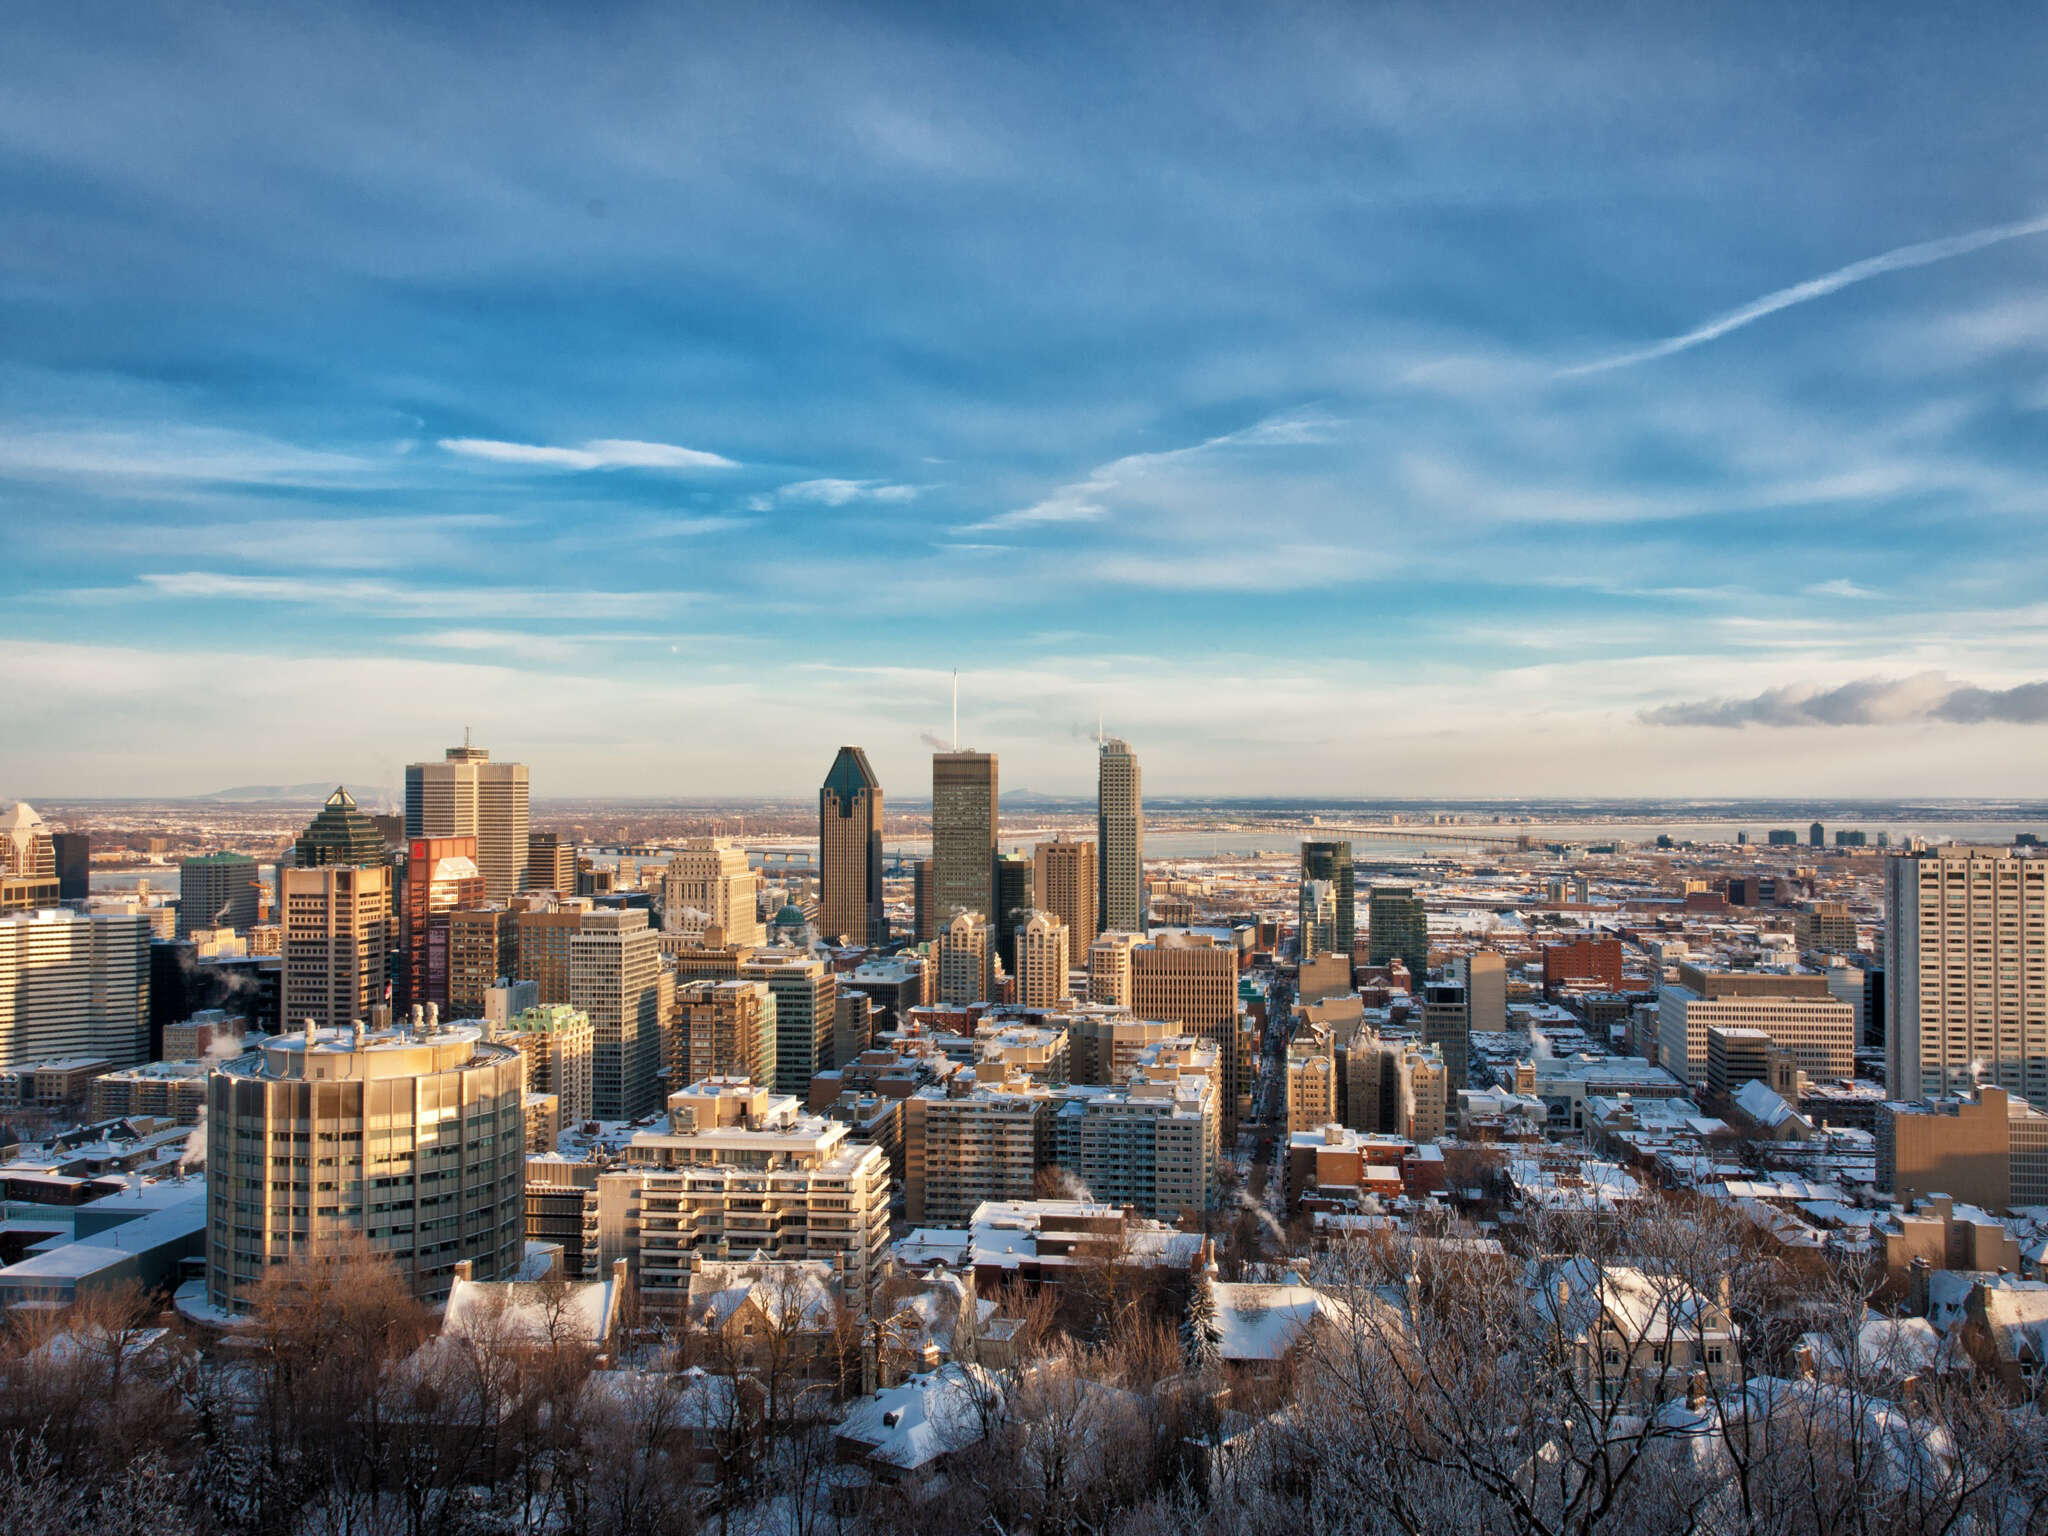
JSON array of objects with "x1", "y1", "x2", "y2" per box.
[
  {"x1": 952, "y1": 670, "x2": 959, "y2": 751},
  {"x1": 1097, "y1": 703, "x2": 1103, "y2": 749},
  {"x1": 464, "y1": 725, "x2": 472, "y2": 749}
]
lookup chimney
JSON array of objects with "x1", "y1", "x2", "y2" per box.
[{"x1": 453, "y1": 1258, "x2": 474, "y2": 1285}]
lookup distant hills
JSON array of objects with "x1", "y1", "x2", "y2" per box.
[{"x1": 194, "y1": 781, "x2": 398, "y2": 806}]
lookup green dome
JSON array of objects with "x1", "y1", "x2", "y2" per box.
[{"x1": 774, "y1": 903, "x2": 806, "y2": 927}]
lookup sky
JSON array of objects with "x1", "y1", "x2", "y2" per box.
[{"x1": 5, "y1": 1, "x2": 2048, "y2": 801}]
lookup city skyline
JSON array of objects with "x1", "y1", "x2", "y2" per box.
[{"x1": 8, "y1": 6, "x2": 2048, "y2": 799}]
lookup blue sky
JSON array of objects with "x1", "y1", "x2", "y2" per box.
[{"x1": 6, "y1": 2, "x2": 2048, "y2": 799}]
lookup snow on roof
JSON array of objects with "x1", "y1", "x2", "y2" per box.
[
  {"x1": 442, "y1": 1272, "x2": 618, "y2": 1348},
  {"x1": 1798, "y1": 1315, "x2": 1961, "y2": 1378},
  {"x1": 1732, "y1": 1079, "x2": 1812, "y2": 1133},
  {"x1": 1207, "y1": 1281, "x2": 1349, "y2": 1361},
  {"x1": 835, "y1": 1362, "x2": 998, "y2": 1469}
]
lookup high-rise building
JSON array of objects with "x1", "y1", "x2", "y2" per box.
[
  {"x1": 516, "y1": 896, "x2": 592, "y2": 1005},
  {"x1": 1299, "y1": 842, "x2": 1356, "y2": 958},
  {"x1": 0, "y1": 910, "x2": 150, "y2": 1068},
  {"x1": 447, "y1": 905, "x2": 516, "y2": 1019},
  {"x1": 738, "y1": 952, "x2": 837, "y2": 1098},
  {"x1": 205, "y1": 1020, "x2": 525, "y2": 1311},
  {"x1": 293, "y1": 787, "x2": 387, "y2": 869},
  {"x1": 1810, "y1": 821, "x2": 1826, "y2": 849},
  {"x1": 1015, "y1": 910, "x2": 1071, "y2": 1007},
  {"x1": 1657, "y1": 964, "x2": 1855, "y2": 1087},
  {"x1": 178, "y1": 852, "x2": 262, "y2": 937},
  {"x1": 1097, "y1": 738, "x2": 1144, "y2": 934},
  {"x1": 903, "y1": 1079, "x2": 1052, "y2": 1224},
  {"x1": 399, "y1": 836, "x2": 484, "y2": 1013},
  {"x1": 569, "y1": 909, "x2": 669, "y2": 1120},
  {"x1": 935, "y1": 911, "x2": 995, "y2": 1005},
  {"x1": 994, "y1": 852, "x2": 1033, "y2": 968},
  {"x1": 1032, "y1": 836, "x2": 1098, "y2": 967},
  {"x1": 0, "y1": 803, "x2": 55, "y2": 880},
  {"x1": 1053, "y1": 1071, "x2": 1218, "y2": 1220},
  {"x1": 1461, "y1": 950, "x2": 1507, "y2": 1034},
  {"x1": 820, "y1": 747, "x2": 886, "y2": 947},
  {"x1": 526, "y1": 831, "x2": 578, "y2": 896},
  {"x1": 1131, "y1": 932, "x2": 1242, "y2": 1131},
  {"x1": 912, "y1": 858, "x2": 934, "y2": 943},
  {"x1": 1366, "y1": 885, "x2": 1428, "y2": 971},
  {"x1": 499, "y1": 1003, "x2": 596, "y2": 1128},
  {"x1": 669, "y1": 979, "x2": 776, "y2": 1091},
  {"x1": 931, "y1": 750, "x2": 998, "y2": 928},
  {"x1": 1089, "y1": 931, "x2": 1137, "y2": 1007},
  {"x1": 1421, "y1": 980, "x2": 1469, "y2": 1088},
  {"x1": 1888, "y1": 846, "x2": 2048, "y2": 1109},
  {"x1": 405, "y1": 743, "x2": 530, "y2": 903},
  {"x1": 280, "y1": 864, "x2": 390, "y2": 1030},
  {"x1": 661, "y1": 838, "x2": 765, "y2": 947},
  {"x1": 51, "y1": 832, "x2": 89, "y2": 902}
]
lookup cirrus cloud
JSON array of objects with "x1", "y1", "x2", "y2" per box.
[{"x1": 439, "y1": 436, "x2": 737, "y2": 470}]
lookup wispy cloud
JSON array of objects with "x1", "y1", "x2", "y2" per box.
[
  {"x1": 1645, "y1": 671, "x2": 2048, "y2": 727},
  {"x1": 439, "y1": 437, "x2": 738, "y2": 470},
  {"x1": 0, "y1": 427, "x2": 371, "y2": 484},
  {"x1": 1562, "y1": 213, "x2": 2048, "y2": 377},
  {"x1": 134, "y1": 571, "x2": 685, "y2": 620},
  {"x1": 746, "y1": 478, "x2": 921, "y2": 510},
  {"x1": 1802, "y1": 578, "x2": 1879, "y2": 599}
]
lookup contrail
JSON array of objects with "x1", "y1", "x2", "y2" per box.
[{"x1": 1559, "y1": 212, "x2": 2048, "y2": 377}]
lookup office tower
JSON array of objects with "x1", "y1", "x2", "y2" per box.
[
  {"x1": 912, "y1": 858, "x2": 934, "y2": 943},
  {"x1": 280, "y1": 865, "x2": 390, "y2": 1030},
  {"x1": 1299, "y1": 841, "x2": 1356, "y2": 957},
  {"x1": 1421, "y1": 980, "x2": 1469, "y2": 1088},
  {"x1": 834, "y1": 990, "x2": 873, "y2": 1068},
  {"x1": 527, "y1": 831, "x2": 578, "y2": 896},
  {"x1": 447, "y1": 905, "x2": 516, "y2": 1018},
  {"x1": 569, "y1": 910, "x2": 668, "y2": 1120},
  {"x1": 405, "y1": 742, "x2": 530, "y2": 902},
  {"x1": 931, "y1": 750, "x2": 998, "y2": 927},
  {"x1": 517, "y1": 896, "x2": 591, "y2": 1005},
  {"x1": 294, "y1": 787, "x2": 387, "y2": 868},
  {"x1": 51, "y1": 832, "x2": 89, "y2": 901},
  {"x1": 1657, "y1": 964, "x2": 1855, "y2": 1087},
  {"x1": 1131, "y1": 932, "x2": 1241, "y2": 1131},
  {"x1": 0, "y1": 803, "x2": 55, "y2": 880},
  {"x1": 820, "y1": 746, "x2": 886, "y2": 947},
  {"x1": 178, "y1": 852, "x2": 261, "y2": 938},
  {"x1": 1032, "y1": 837, "x2": 1098, "y2": 967},
  {"x1": 1089, "y1": 931, "x2": 1137, "y2": 1007},
  {"x1": 739, "y1": 951, "x2": 837, "y2": 1098},
  {"x1": 1286, "y1": 1037, "x2": 1338, "y2": 1132},
  {"x1": 1888, "y1": 846, "x2": 2048, "y2": 1109},
  {"x1": 399, "y1": 836, "x2": 484, "y2": 1012},
  {"x1": 935, "y1": 912, "x2": 995, "y2": 1005},
  {"x1": 205, "y1": 1020, "x2": 525, "y2": 1311},
  {"x1": 669, "y1": 979, "x2": 776, "y2": 1090},
  {"x1": 1461, "y1": 950, "x2": 1507, "y2": 1034},
  {"x1": 499, "y1": 1003, "x2": 596, "y2": 1127},
  {"x1": 1097, "y1": 738, "x2": 1144, "y2": 934},
  {"x1": 1299, "y1": 881, "x2": 1337, "y2": 958},
  {"x1": 903, "y1": 1079, "x2": 1053, "y2": 1224},
  {"x1": 994, "y1": 852, "x2": 1033, "y2": 967},
  {"x1": 0, "y1": 910, "x2": 150, "y2": 1068},
  {"x1": 1015, "y1": 910, "x2": 1071, "y2": 1007},
  {"x1": 1366, "y1": 885, "x2": 1428, "y2": 970},
  {"x1": 1809, "y1": 821, "x2": 1826, "y2": 849},
  {"x1": 661, "y1": 837, "x2": 765, "y2": 946},
  {"x1": 621, "y1": 1079, "x2": 893, "y2": 1307}
]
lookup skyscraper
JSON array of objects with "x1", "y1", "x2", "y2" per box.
[
  {"x1": 51, "y1": 832, "x2": 90, "y2": 902},
  {"x1": 931, "y1": 750, "x2": 998, "y2": 927},
  {"x1": 994, "y1": 852, "x2": 1034, "y2": 969},
  {"x1": 280, "y1": 864, "x2": 391, "y2": 1030},
  {"x1": 1097, "y1": 738, "x2": 1144, "y2": 933},
  {"x1": 1299, "y1": 841, "x2": 1356, "y2": 957},
  {"x1": 1131, "y1": 932, "x2": 1241, "y2": 1132},
  {"x1": 1367, "y1": 885, "x2": 1428, "y2": 971},
  {"x1": 569, "y1": 908, "x2": 669, "y2": 1120},
  {"x1": 1015, "y1": 910, "x2": 1070, "y2": 1007},
  {"x1": 399, "y1": 836, "x2": 484, "y2": 1012},
  {"x1": 527, "y1": 831, "x2": 578, "y2": 896},
  {"x1": 935, "y1": 911, "x2": 995, "y2": 1004},
  {"x1": 294, "y1": 787, "x2": 388, "y2": 869},
  {"x1": 661, "y1": 838, "x2": 765, "y2": 946},
  {"x1": 0, "y1": 910, "x2": 150, "y2": 1068},
  {"x1": 1032, "y1": 836, "x2": 1098, "y2": 967},
  {"x1": 1887, "y1": 846, "x2": 2048, "y2": 1109},
  {"x1": 0, "y1": 803, "x2": 54, "y2": 880},
  {"x1": 819, "y1": 746, "x2": 886, "y2": 947},
  {"x1": 178, "y1": 852, "x2": 262, "y2": 937},
  {"x1": 739, "y1": 951, "x2": 837, "y2": 1097},
  {"x1": 405, "y1": 742, "x2": 530, "y2": 903}
]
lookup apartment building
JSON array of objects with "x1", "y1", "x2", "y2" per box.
[{"x1": 903, "y1": 1076, "x2": 1054, "y2": 1225}]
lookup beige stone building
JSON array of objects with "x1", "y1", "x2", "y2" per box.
[
  {"x1": 1285, "y1": 1036, "x2": 1338, "y2": 1133},
  {"x1": 280, "y1": 864, "x2": 390, "y2": 1031},
  {"x1": 1032, "y1": 836, "x2": 1098, "y2": 966},
  {"x1": 1657, "y1": 963, "x2": 1854, "y2": 1087},
  {"x1": 1063, "y1": 1006, "x2": 1176, "y2": 1085},
  {"x1": 935, "y1": 911, "x2": 995, "y2": 1005},
  {"x1": 903, "y1": 1077, "x2": 1053, "y2": 1224},
  {"x1": 1014, "y1": 909, "x2": 1071, "y2": 1007},
  {"x1": 205, "y1": 1020, "x2": 526, "y2": 1311},
  {"x1": 1096, "y1": 738, "x2": 1144, "y2": 935},
  {"x1": 1088, "y1": 931, "x2": 1137, "y2": 1007},
  {"x1": 499, "y1": 1003, "x2": 595, "y2": 1128},
  {"x1": 662, "y1": 838, "x2": 766, "y2": 947}
]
